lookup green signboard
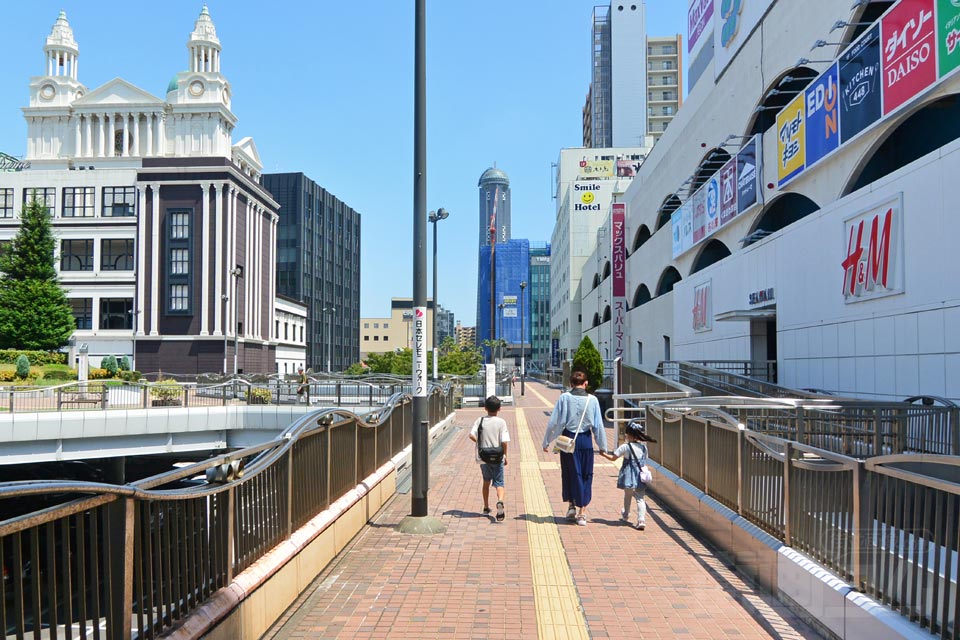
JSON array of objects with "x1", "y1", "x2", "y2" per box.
[{"x1": 939, "y1": 0, "x2": 960, "y2": 77}]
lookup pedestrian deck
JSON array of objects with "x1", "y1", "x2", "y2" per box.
[{"x1": 263, "y1": 381, "x2": 818, "y2": 639}]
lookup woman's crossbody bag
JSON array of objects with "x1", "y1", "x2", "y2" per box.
[{"x1": 552, "y1": 396, "x2": 591, "y2": 454}]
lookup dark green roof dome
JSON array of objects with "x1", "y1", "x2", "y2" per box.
[{"x1": 167, "y1": 73, "x2": 184, "y2": 94}]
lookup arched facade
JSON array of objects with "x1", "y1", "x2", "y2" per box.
[
  {"x1": 690, "y1": 148, "x2": 730, "y2": 192},
  {"x1": 744, "y1": 67, "x2": 818, "y2": 137},
  {"x1": 844, "y1": 93, "x2": 960, "y2": 196},
  {"x1": 632, "y1": 284, "x2": 651, "y2": 308},
  {"x1": 631, "y1": 224, "x2": 651, "y2": 253},
  {"x1": 602, "y1": 261, "x2": 611, "y2": 280},
  {"x1": 591, "y1": 312, "x2": 601, "y2": 328},
  {"x1": 656, "y1": 195, "x2": 681, "y2": 231},
  {"x1": 690, "y1": 239, "x2": 731, "y2": 275},
  {"x1": 744, "y1": 193, "x2": 820, "y2": 246},
  {"x1": 655, "y1": 266, "x2": 681, "y2": 296},
  {"x1": 602, "y1": 306, "x2": 611, "y2": 323}
]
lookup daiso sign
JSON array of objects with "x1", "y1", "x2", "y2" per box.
[{"x1": 841, "y1": 195, "x2": 904, "y2": 302}]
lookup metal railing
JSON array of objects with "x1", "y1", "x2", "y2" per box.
[
  {"x1": 0, "y1": 377, "x2": 414, "y2": 414},
  {"x1": 659, "y1": 360, "x2": 823, "y2": 399},
  {"x1": 643, "y1": 400, "x2": 960, "y2": 640},
  {"x1": 0, "y1": 383, "x2": 454, "y2": 639},
  {"x1": 679, "y1": 359, "x2": 778, "y2": 383}
]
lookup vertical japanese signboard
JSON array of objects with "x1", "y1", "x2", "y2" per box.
[
  {"x1": 611, "y1": 203, "x2": 627, "y2": 358},
  {"x1": 839, "y1": 24, "x2": 883, "y2": 143},
  {"x1": 551, "y1": 338, "x2": 560, "y2": 368},
  {"x1": 736, "y1": 136, "x2": 759, "y2": 213},
  {"x1": 412, "y1": 306, "x2": 427, "y2": 396},
  {"x1": 704, "y1": 176, "x2": 721, "y2": 235},
  {"x1": 938, "y1": 0, "x2": 960, "y2": 76},
  {"x1": 882, "y1": 0, "x2": 937, "y2": 114},
  {"x1": 692, "y1": 188, "x2": 707, "y2": 243},
  {"x1": 718, "y1": 157, "x2": 738, "y2": 225},
  {"x1": 804, "y1": 63, "x2": 841, "y2": 166},
  {"x1": 681, "y1": 202, "x2": 694, "y2": 254},
  {"x1": 671, "y1": 209, "x2": 683, "y2": 258},
  {"x1": 692, "y1": 281, "x2": 712, "y2": 332},
  {"x1": 776, "y1": 93, "x2": 806, "y2": 185}
]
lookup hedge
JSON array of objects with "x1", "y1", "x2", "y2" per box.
[{"x1": 0, "y1": 350, "x2": 67, "y2": 366}]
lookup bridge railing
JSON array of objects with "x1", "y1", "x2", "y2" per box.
[
  {"x1": 659, "y1": 360, "x2": 824, "y2": 399},
  {"x1": 0, "y1": 383, "x2": 455, "y2": 640},
  {"x1": 644, "y1": 400, "x2": 960, "y2": 639}
]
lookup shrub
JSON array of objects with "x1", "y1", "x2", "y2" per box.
[
  {"x1": 119, "y1": 370, "x2": 142, "y2": 382},
  {"x1": 42, "y1": 368, "x2": 77, "y2": 381},
  {"x1": 0, "y1": 369, "x2": 16, "y2": 382},
  {"x1": 88, "y1": 367, "x2": 111, "y2": 380},
  {"x1": 0, "y1": 350, "x2": 67, "y2": 366},
  {"x1": 572, "y1": 336, "x2": 604, "y2": 392},
  {"x1": 150, "y1": 378, "x2": 182, "y2": 404},
  {"x1": 118, "y1": 356, "x2": 131, "y2": 372},
  {"x1": 14, "y1": 354, "x2": 30, "y2": 379},
  {"x1": 101, "y1": 355, "x2": 118, "y2": 377},
  {"x1": 248, "y1": 387, "x2": 272, "y2": 405}
]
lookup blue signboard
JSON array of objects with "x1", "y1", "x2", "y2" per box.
[
  {"x1": 839, "y1": 24, "x2": 883, "y2": 144},
  {"x1": 804, "y1": 63, "x2": 840, "y2": 167}
]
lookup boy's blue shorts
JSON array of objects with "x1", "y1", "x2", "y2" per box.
[{"x1": 480, "y1": 463, "x2": 504, "y2": 487}]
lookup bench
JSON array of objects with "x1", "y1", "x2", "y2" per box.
[{"x1": 59, "y1": 390, "x2": 105, "y2": 409}]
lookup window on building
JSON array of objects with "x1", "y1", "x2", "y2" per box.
[
  {"x1": 166, "y1": 209, "x2": 192, "y2": 314},
  {"x1": 70, "y1": 298, "x2": 93, "y2": 330},
  {"x1": 100, "y1": 238, "x2": 134, "y2": 271},
  {"x1": 23, "y1": 188, "x2": 55, "y2": 215},
  {"x1": 62, "y1": 187, "x2": 95, "y2": 217},
  {"x1": 0, "y1": 189, "x2": 14, "y2": 218},
  {"x1": 364, "y1": 335, "x2": 370, "y2": 341},
  {"x1": 299, "y1": 326, "x2": 304, "y2": 342},
  {"x1": 363, "y1": 322, "x2": 369, "y2": 329},
  {"x1": 374, "y1": 335, "x2": 379, "y2": 341},
  {"x1": 284, "y1": 322, "x2": 289, "y2": 340},
  {"x1": 662, "y1": 75, "x2": 672, "y2": 85},
  {"x1": 275, "y1": 320, "x2": 280, "y2": 336},
  {"x1": 61, "y1": 239, "x2": 93, "y2": 271},
  {"x1": 99, "y1": 298, "x2": 133, "y2": 329},
  {"x1": 663, "y1": 45, "x2": 676, "y2": 54},
  {"x1": 663, "y1": 106, "x2": 673, "y2": 115},
  {"x1": 663, "y1": 91, "x2": 674, "y2": 100},
  {"x1": 102, "y1": 187, "x2": 136, "y2": 217},
  {"x1": 383, "y1": 323, "x2": 389, "y2": 329},
  {"x1": 662, "y1": 61, "x2": 673, "y2": 70},
  {"x1": 373, "y1": 322, "x2": 379, "y2": 328}
]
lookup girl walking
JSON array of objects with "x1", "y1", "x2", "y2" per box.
[{"x1": 600, "y1": 422, "x2": 656, "y2": 530}]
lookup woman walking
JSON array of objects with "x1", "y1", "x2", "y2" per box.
[{"x1": 542, "y1": 370, "x2": 607, "y2": 525}]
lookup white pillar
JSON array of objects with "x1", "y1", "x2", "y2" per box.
[
  {"x1": 253, "y1": 207, "x2": 260, "y2": 338},
  {"x1": 74, "y1": 115, "x2": 81, "y2": 157},
  {"x1": 84, "y1": 114, "x2": 92, "y2": 157},
  {"x1": 200, "y1": 182, "x2": 211, "y2": 335},
  {"x1": 157, "y1": 113, "x2": 165, "y2": 156},
  {"x1": 214, "y1": 183, "x2": 224, "y2": 336},
  {"x1": 150, "y1": 183, "x2": 161, "y2": 335},
  {"x1": 145, "y1": 114, "x2": 153, "y2": 157},
  {"x1": 136, "y1": 186, "x2": 147, "y2": 336},
  {"x1": 132, "y1": 114, "x2": 140, "y2": 157},
  {"x1": 106, "y1": 113, "x2": 114, "y2": 156},
  {"x1": 121, "y1": 113, "x2": 129, "y2": 157},
  {"x1": 98, "y1": 114, "x2": 105, "y2": 157},
  {"x1": 244, "y1": 200, "x2": 251, "y2": 337},
  {"x1": 74, "y1": 54, "x2": 78, "y2": 79},
  {"x1": 226, "y1": 186, "x2": 236, "y2": 334}
]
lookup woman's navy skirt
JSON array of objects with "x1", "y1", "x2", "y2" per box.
[{"x1": 559, "y1": 429, "x2": 594, "y2": 508}]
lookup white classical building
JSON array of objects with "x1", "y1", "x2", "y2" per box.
[
  {"x1": 274, "y1": 297, "x2": 307, "y2": 375},
  {"x1": 0, "y1": 8, "x2": 281, "y2": 374},
  {"x1": 573, "y1": 0, "x2": 960, "y2": 401}
]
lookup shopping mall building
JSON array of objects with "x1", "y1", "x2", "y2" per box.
[{"x1": 581, "y1": 0, "x2": 960, "y2": 401}]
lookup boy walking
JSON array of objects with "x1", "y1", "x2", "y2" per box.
[{"x1": 469, "y1": 396, "x2": 510, "y2": 521}]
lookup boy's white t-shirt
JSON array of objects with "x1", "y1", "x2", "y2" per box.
[{"x1": 469, "y1": 415, "x2": 510, "y2": 464}]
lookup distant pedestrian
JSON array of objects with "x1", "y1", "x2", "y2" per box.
[
  {"x1": 542, "y1": 369, "x2": 607, "y2": 526},
  {"x1": 599, "y1": 421, "x2": 656, "y2": 530},
  {"x1": 469, "y1": 395, "x2": 510, "y2": 521},
  {"x1": 296, "y1": 367, "x2": 308, "y2": 404}
]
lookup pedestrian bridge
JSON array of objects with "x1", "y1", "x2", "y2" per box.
[{"x1": 0, "y1": 371, "x2": 953, "y2": 639}]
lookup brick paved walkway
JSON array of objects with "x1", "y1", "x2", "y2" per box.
[{"x1": 263, "y1": 381, "x2": 818, "y2": 639}]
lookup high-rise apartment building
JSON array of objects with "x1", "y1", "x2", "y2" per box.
[
  {"x1": 646, "y1": 35, "x2": 683, "y2": 144},
  {"x1": 583, "y1": 3, "x2": 682, "y2": 147},
  {"x1": 262, "y1": 173, "x2": 360, "y2": 373}
]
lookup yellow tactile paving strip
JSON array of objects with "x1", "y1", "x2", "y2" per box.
[{"x1": 516, "y1": 406, "x2": 590, "y2": 640}]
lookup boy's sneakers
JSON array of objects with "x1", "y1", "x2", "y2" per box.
[
  {"x1": 577, "y1": 515, "x2": 588, "y2": 526},
  {"x1": 482, "y1": 507, "x2": 491, "y2": 515},
  {"x1": 496, "y1": 501, "x2": 505, "y2": 522}
]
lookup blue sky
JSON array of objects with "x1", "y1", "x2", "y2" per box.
[{"x1": 0, "y1": 1, "x2": 686, "y2": 323}]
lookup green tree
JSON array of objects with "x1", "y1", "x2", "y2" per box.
[
  {"x1": 438, "y1": 344, "x2": 483, "y2": 375},
  {"x1": 0, "y1": 197, "x2": 75, "y2": 350},
  {"x1": 102, "y1": 355, "x2": 118, "y2": 377},
  {"x1": 572, "y1": 336, "x2": 604, "y2": 392},
  {"x1": 118, "y1": 356, "x2": 131, "y2": 372},
  {"x1": 14, "y1": 354, "x2": 30, "y2": 379}
]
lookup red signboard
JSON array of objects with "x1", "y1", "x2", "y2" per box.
[
  {"x1": 612, "y1": 204, "x2": 626, "y2": 297},
  {"x1": 882, "y1": 0, "x2": 937, "y2": 114}
]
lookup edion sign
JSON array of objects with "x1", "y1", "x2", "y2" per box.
[{"x1": 841, "y1": 195, "x2": 904, "y2": 302}]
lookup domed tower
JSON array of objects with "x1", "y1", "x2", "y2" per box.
[
  {"x1": 166, "y1": 5, "x2": 236, "y2": 157},
  {"x1": 478, "y1": 166, "x2": 511, "y2": 247},
  {"x1": 25, "y1": 11, "x2": 87, "y2": 160}
]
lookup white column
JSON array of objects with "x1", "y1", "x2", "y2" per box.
[
  {"x1": 106, "y1": 113, "x2": 115, "y2": 156},
  {"x1": 74, "y1": 54, "x2": 78, "y2": 79},
  {"x1": 145, "y1": 114, "x2": 153, "y2": 157},
  {"x1": 150, "y1": 183, "x2": 161, "y2": 335},
  {"x1": 26, "y1": 118, "x2": 34, "y2": 159},
  {"x1": 74, "y1": 115, "x2": 81, "y2": 157},
  {"x1": 200, "y1": 183, "x2": 211, "y2": 335},
  {"x1": 253, "y1": 207, "x2": 260, "y2": 338},
  {"x1": 214, "y1": 183, "x2": 224, "y2": 336},
  {"x1": 121, "y1": 113, "x2": 129, "y2": 157},
  {"x1": 132, "y1": 114, "x2": 140, "y2": 157},
  {"x1": 269, "y1": 217, "x2": 276, "y2": 340},
  {"x1": 136, "y1": 186, "x2": 147, "y2": 336},
  {"x1": 226, "y1": 186, "x2": 236, "y2": 334},
  {"x1": 157, "y1": 113, "x2": 165, "y2": 156},
  {"x1": 98, "y1": 114, "x2": 105, "y2": 157},
  {"x1": 84, "y1": 114, "x2": 92, "y2": 157},
  {"x1": 244, "y1": 199, "x2": 251, "y2": 337}
]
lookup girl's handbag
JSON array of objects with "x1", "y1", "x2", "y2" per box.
[
  {"x1": 552, "y1": 396, "x2": 591, "y2": 454},
  {"x1": 629, "y1": 442, "x2": 654, "y2": 484}
]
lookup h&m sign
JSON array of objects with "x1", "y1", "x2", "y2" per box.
[
  {"x1": 841, "y1": 194, "x2": 904, "y2": 303},
  {"x1": 692, "y1": 281, "x2": 712, "y2": 332}
]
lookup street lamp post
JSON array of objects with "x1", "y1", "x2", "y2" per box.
[
  {"x1": 428, "y1": 208, "x2": 449, "y2": 380},
  {"x1": 497, "y1": 302, "x2": 504, "y2": 373},
  {"x1": 231, "y1": 266, "x2": 243, "y2": 376},
  {"x1": 221, "y1": 294, "x2": 229, "y2": 375},
  {"x1": 520, "y1": 281, "x2": 526, "y2": 397}
]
